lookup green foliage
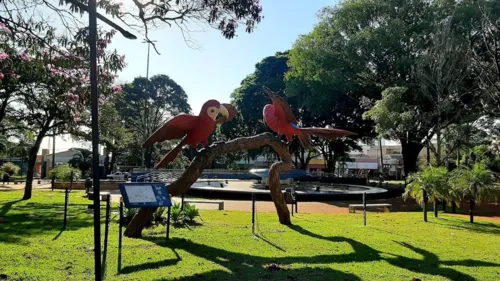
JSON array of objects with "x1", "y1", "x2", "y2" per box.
[
  {"x1": 169, "y1": 202, "x2": 201, "y2": 225},
  {"x1": 404, "y1": 166, "x2": 451, "y2": 204},
  {"x1": 48, "y1": 165, "x2": 81, "y2": 183},
  {"x1": 0, "y1": 162, "x2": 20, "y2": 176},
  {"x1": 152, "y1": 207, "x2": 167, "y2": 225},
  {"x1": 116, "y1": 75, "x2": 191, "y2": 168},
  {"x1": 67, "y1": 149, "x2": 92, "y2": 177},
  {"x1": 121, "y1": 208, "x2": 138, "y2": 226},
  {"x1": 363, "y1": 87, "x2": 416, "y2": 139},
  {"x1": 183, "y1": 203, "x2": 200, "y2": 223},
  {"x1": 171, "y1": 202, "x2": 184, "y2": 225},
  {"x1": 450, "y1": 163, "x2": 498, "y2": 205}
]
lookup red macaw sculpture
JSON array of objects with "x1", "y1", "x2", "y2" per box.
[
  {"x1": 263, "y1": 88, "x2": 355, "y2": 149},
  {"x1": 143, "y1": 100, "x2": 237, "y2": 169}
]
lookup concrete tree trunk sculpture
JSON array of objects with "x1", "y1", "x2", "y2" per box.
[{"x1": 124, "y1": 133, "x2": 292, "y2": 238}]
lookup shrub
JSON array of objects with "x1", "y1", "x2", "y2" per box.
[
  {"x1": 184, "y1": 203, "x2": 200, "y2": 223},
  {"x1": 121, "y1": 208, "x2": 138, "y2": 226},
  {"x1": 152, "y1": 207, "x2": 167, "y2": 225},
  {"x1": 0, "y1": 162, "x2": 20, "y2": 176},
  {"x1": 49, "y1": 165, "x2": 81, "y2": 183},
  {"x1": 170, "y1": 202, "x2": 184, "y2": 225}
]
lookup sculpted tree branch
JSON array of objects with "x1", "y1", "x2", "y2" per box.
[{"x1": 124, "y1": 132, "x2": 293, "y2": 238}]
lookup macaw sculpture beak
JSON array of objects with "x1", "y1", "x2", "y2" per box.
[{"x1": 216, "y1": 104, "x2": 230, "y2": 122}]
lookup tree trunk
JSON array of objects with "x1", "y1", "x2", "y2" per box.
[
  {"x1": 23, "y1": 128, "x2": 48, "y2": 200},
  {"x1": 401, "y1": 140, "x2": 423, "y2": 175},
  {"x1": 436, "y1": 127, "x2": 442, "y2": 166},
  {"x1": 427, "y1": 145, "x2": 430, "y2": 165},
  {"x1": 434, "y1": 199, "x2": 438, "y2": 218},
  {"x1": 442, "y1": 200, "x2": 446, "y2": 213},
  {"x1": 470, "y1": 184, "x2": 477, "y2": 223},
  {"x1": 452, "y1": 201, "x2": 457, "y2": 213},
  {"x1": 104, "y1": 152, "x2": 110, "y2": 175},
  {"x1": 379, "y1": 137, "x2": 384, "y2": 172},
  {"x1": 124, "y1": 133, "x2": 293, "y2": 237},
  {"x1": 109, "y1": 151, "x2": 117, "y2": 173},
  {"x1": 470, "y1": 197, "x2": 475, "y2": 223},
  {"x1": 423, "y1": 189, "x2": 428, "y2": 222}
]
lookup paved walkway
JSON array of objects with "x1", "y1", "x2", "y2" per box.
[
  {"x1": 0, "y1": 182, "x2": 51, "y2": 190},
  {"x1": 2, "y1": 183, "x2": 499, "y2": 223}
]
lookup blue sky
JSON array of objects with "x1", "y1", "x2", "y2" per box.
[
  {"x1": 44, "y1": 0, "x2": 338, "y2": 152},
  {"x1": 109, "y1": 0, "x2": 337, "y2": 114}
]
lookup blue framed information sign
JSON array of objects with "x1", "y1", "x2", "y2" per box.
[{"x1": 119, "y1": 183, "x2": 172, "y2": 208}]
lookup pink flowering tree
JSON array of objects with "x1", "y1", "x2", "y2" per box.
[{"x1": 1, "y1": 22, "x2": 126, "y2": 200}]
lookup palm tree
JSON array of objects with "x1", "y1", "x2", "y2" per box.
[
  {"x1": 450, "y1": 163, "x2": 497, "y2": 223},
  {"x1": 404, "y1": 166, "x2": 450, "y2": 222}
]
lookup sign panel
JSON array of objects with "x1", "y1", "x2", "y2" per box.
[{"x1": 119, "y1": 183, "x2": 172, "y2": 208}]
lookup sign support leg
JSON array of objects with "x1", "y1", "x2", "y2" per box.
[
  {"x1": 63, "y1": 186, "x2": 69, "y2": 228},
  {"x1": 166, "y1": 206, "x2": 171, "y2": 241},
  {"x1": 363, "y1": 192, "x2": 367, "y2": 226},
  {"x1": 252, "y1": 193, "x2": 256, "y2": 236},
  {"x1": 102, "y1": 195, "x2": 111, "y2": 278},
  {"x1": 118, "y1": 199, "x2": 123, "y2": 273}
]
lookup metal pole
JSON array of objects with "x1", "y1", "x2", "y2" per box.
[
  {"x1": 181, "y1": 194, "x2": 185, "y2": 211},
  {"x1": 146, "y1": 43, "x2": 150, "y2": 79},
  {"x1": 63, "y1": 186, "x2": 69, "y2": 228},
  {"x1": 252, "y1": 193, "x2": 255, "y2": 236},
  {"x1": 102, "y1": 195, "x2": 111, "y2": 278},
  {"x1": 118, "y1": 199, "x2": 123, "y2": 273},
  {"x1": 51, "y1": 132, "x2": 56, "y2": 190},
  {"x1": 166, "y1": 206, "x2": 171, "y2": 240},
  {"x1": 88, "y1": 0, "x2": 102, "y2": 279},
  {"x1": 363, "y1": 192, "x2": 367, "y2": 226}
]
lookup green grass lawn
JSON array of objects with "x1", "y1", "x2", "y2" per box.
[{"x1": 1, "y1": 190, "x2": 500, "y2": 281}]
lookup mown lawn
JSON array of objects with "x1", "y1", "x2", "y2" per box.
[{"x1": 1, "y1": 190, "x2": 500, "y2": 281}]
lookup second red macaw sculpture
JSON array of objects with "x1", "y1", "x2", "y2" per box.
[
  {"x1": 143, "y1": 100, "x2": 237, "y2": 169},
  {"x1": 263, "y1": 87, "x2": 355, "y2": 148}
]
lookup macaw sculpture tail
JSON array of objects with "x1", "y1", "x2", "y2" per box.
[
  {"x1": 154, "y1": 141, "x2": 185, "y2": 169},
  {"x1": 294, "y1": 127, "x2": 356, "y2": 150}
]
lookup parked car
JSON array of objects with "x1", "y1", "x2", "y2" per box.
[{"x1": 106, "y1": 172, "x2": 129, "y2": 180}]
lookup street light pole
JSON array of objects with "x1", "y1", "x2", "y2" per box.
[
  {"x1": 141, "y1": 40, "x2": 157, "y2": 170},
  {"x1": 88, "y1": 0, "x2": 102, "y2": 280},
  {"x1": 80, "y1": 1, "x2": 135, "y2": 279}
]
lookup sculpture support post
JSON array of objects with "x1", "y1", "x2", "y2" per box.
[{"x1": 124, "y1": 133, "x2": 293, "y2": 237}]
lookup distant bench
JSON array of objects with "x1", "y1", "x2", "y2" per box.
[
  {"x1": 349, "y1": 203, "x2": 392, "y2": 213},
  {"x1": 184, "y1": 200, "x2": 224, "y2": 210}
]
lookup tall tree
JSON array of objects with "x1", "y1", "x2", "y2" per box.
[
  {"x1": 2, "y1": 24, "x2": 124, "y2": 199},
  {"x1": 117, "y1": 74, "x2": 191, "y2": 168},
  {"x1": 466, "y1": 0, "x2": 500, "y2": 117},
  {"x1": 72, "y1": 102, "x2": 133, "y2": 174},
  {"x1": 414, "y1": 19, "x2": 476, "y2": 166}
]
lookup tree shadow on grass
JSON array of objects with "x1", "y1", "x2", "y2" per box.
[
  {"x1": 429, "y1": 216, "x2": 500, "y2": 235},
  {"x1": 120, "y1": 258, "x2": 181, "y2": 275},
  {"x1": 287, "y1": 225, "x2": 499, "y2": 281},
  {"x1": 384, "y1": 242, "x2": 500, "y2": 281},
  {"x1": 0, "y1": 199, "x2": 23, "y2": 216},
  {"x1": 142, "y1": 235, "x2": 369, "y2": 280},
  {"x1": 0, "y1": 199, "x2": 93, "y2": 244}
]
